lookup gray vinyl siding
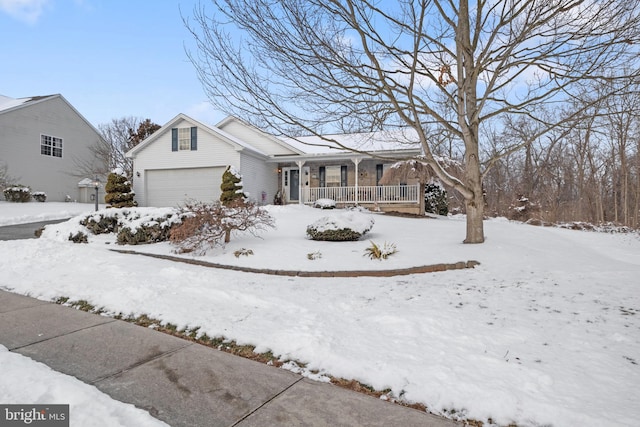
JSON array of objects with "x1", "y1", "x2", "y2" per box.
[{"x1": 0, "y1": 96, "x2": 104, "y2": 202}]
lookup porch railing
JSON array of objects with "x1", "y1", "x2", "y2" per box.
[{"x1": 303, "y1": 184, "x2": 419, "y2": 205}]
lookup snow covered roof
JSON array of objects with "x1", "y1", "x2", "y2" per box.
[
  {"x1": 0, "y1": 94, "x2": 103, "y2": 139},
  {"x1": 0, "y1": 94, "x2": 56, "y2": 114},
  {"x1": 215, "y1": 116, "x2": 305, "y2": 156},
  {"x1": 281, "y1": 129, "x2": 422, "y2": 155}
]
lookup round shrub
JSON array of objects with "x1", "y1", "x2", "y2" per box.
[
  {"x1": 313, "y1": 198, "x2": 336, "y2": 209},
  {"x1": 306, "y1": 210, "x2": 374, "y2": 241},
  {"x1": 3, "y1": 186, "x2": 31, "y2": 202},
  {"x1": 117, "y1": 223, "x2": 175, "y2": 245},
  {"x1": 32, "y1": 192, "x2": 47, "y2": 202}
]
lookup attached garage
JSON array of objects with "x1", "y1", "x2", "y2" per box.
[
  {"x1": 126, "y1": 114, "x2": 300, "y2": 207},
  {"x1": 145, "y1": 167, "x2": 225, "y2": 207}
]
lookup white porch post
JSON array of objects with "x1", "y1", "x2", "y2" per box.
[
  {"x1": 296, "y1": 160, "x2": 305, "y2": 204},
  {"x1": 352, "y1": 158, "x2": 361, "y2": 205}
]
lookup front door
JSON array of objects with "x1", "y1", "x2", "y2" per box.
[{"x1": 283, "y1": 168, "x2": 299, "y2": 202}]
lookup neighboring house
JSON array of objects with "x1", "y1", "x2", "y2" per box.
[
  {"x1": 127, "y1": 114, "x2": 424, "y2": 214},
  {"x1": 0, "y1": 94, "x2": 106, "y2": 202}
]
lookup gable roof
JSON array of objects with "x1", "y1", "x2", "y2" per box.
[
  {"x1": 0, "y1": 94, "x2": 58, "y2": 114},
  {"x1": 215, "y1": 116, "x2": 305, "y2": 156},
  {"x1": 125, "y1": 112, "x2": 422, "y2": 162},
  {"x1": 0, "y1": 93, "x2": 103, "y2": 139},
  {"x1": 126, "y1": 113, "x2": 269, "y2": 158}
]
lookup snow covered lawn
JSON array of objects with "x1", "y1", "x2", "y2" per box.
[{"x1": 1, "y1": 201, "x2": 639, "y2": 426}]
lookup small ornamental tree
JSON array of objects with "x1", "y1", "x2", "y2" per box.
[
  {"x1": 220, "y1": 166, "x2": 246, "y2": 242},
  {"x1": 220, "y1": 165, "x2": 245, "y2": 205},
  {"x1": 169, "y1": 199, "x2": 275, "y2": 254},
  {"x1": 104, "y1": 169, "x2": 136, "y2": 208}
]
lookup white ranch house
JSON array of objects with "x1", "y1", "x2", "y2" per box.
[{"x1": 126, "y1": 114, "x2": 425, "y2": 214}]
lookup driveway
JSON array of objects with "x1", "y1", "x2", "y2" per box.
[{"x1": 0, "y1": 219, "x2": 69, "y2": 241}]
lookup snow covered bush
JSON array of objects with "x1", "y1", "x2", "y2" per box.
[
  {"x1": 31, "y1": 191, "x2": 47, "y2": 202},
  {"x1": 306, "y1": 210, "x2": 374, "y2": 241},
  {"x1": 313, "y1": 198, "x2": 336, "y2": 209},
  {"x1": 424, "y1": 181, "x2": 448, "y2": 215},
  {"x1": 508, "y1": 195, "x2": 540, "y2": 222},
  {"x1": 170, "y1": 199, "x2": 275, "y2": 254},
  {"x1": 364, "y1": 241, "x2": 397, "y2": 260},
  {"x1": 3, "y1": 186, "x2": 31, "y2": 202},
  {"x1": 117, "y1": 218, "x2": 179, "y2": 245},
  {"x1": 105, "y1": 170, "x2": 136, "y2": 208},
  {"x1": 74, "y1": 208, "x2": 182, "y2": 244},
  {"x1": 68, "y1": 231, "x2": 88, "y2": 243},
  {"x1": 80, "y1": 213, "x2": 119, "y2": 235},
  {"x1": 233, "y1": 248, "x2": 254, "y2": 257}
]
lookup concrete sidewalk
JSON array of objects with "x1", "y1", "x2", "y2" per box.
[{"x1": 0, "y1": 290, "x2": 461, "y2": 427}]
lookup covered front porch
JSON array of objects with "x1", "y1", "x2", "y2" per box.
[{"x1": 272, "y1": 151, "x2": 424, "y2": 215}]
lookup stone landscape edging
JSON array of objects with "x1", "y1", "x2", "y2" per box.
[{"x1": 111, "y1": 249, "x2": 480, "y2": 277}]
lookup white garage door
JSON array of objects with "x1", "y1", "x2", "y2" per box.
[{"x1": 146, "y1": 167, "x2": 225, "y2": 207}]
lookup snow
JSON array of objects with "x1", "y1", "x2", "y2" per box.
[
  {"x1": 0, "y1": 346, "x2": 169, "y2": 427},
  {"x1": 313, "y1": 198, "x2": 337, "y2": 209},
  {"x1": 307, "y1": 209, "x2": 374, "y2": 235},
  {"x1": 0, "y1": 95, "x2": 31, "y2": 113},
  {"x1": 282, "y1": 129, "x2": 421, "y2": 153},
  {"x1": 1, "y1": 201, "x2": 639, "y2": 427}
]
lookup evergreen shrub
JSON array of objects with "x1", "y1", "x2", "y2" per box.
[
  {"x1": 3, "y1": 186, "x2": 31, "y2": 202},
  {"x1": 306, "y1": 211, "x2": 374, "y2": 241},
  {"x1": 32, "y1": 192, "x2": 47, "y2": 202},
  {"x1": 105, "y1": 171, "x2": 136, "y2": 208},
  {"x1": 424, "y1": 182, "x2": 448, "y2": 215}
]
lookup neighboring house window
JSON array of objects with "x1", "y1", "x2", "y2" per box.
[
  {"x1": 319, "y1": 165, "x2": 348, "y2": 187},
  {"x1": 41, "y1": 134, "x2": 63, "y2": 158},
  {"x1": 171, "y1": 127, "x2": 197, "y2": 151}
]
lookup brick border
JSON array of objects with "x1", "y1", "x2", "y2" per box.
[{"x1": 111, "y1": 249, "x2": 480, "y2": 277}]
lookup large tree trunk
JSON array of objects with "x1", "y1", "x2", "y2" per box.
[
  {"x1": 464, "y1": 152, "x2": 485, "y2": 243},
  {"x1": 457, "y1": 0, "x2": 484, "y2": 244}
]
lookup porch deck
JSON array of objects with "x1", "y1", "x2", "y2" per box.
[{"x1": 303, "y1": 184, "x2": 420, "y2": 205}]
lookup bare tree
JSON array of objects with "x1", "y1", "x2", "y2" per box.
[
  {"x1": 185, "y1": 0, "x2": 640, "y2": 243},
  {"x1": 0, "y1": 162, "x2": 17, "y2": 189},
  {"x1": 94, "y1": 117, "x2": 160, "y2": 180}
]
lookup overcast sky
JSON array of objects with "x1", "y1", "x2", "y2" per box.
[{"x1": 0, "y1": 0, "x2": 225, "y2": 127}]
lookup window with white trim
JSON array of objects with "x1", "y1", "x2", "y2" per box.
[{"x1": 41, "y1": 134, "x2": 63, "y2": 158}]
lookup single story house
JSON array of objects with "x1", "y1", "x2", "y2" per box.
[
  {"x1": 0, "y1": 94, "x2": 106, "y2": 202},
  {"x1": 126, "y1": 114, "x2": 425, "y2": 214}
]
